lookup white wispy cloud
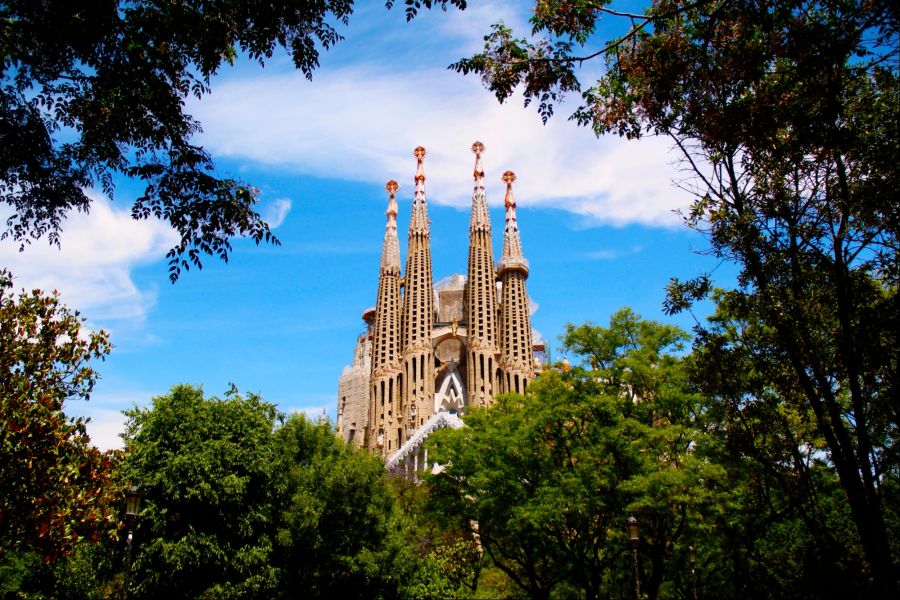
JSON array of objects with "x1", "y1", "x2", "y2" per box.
[
  {"x1": 193, "y1": 63, "x2": 688, "y2": 228},
  {"x1": 584, "y1": 245, "x2": 644, "y2": 261},
  {"x1": 263, "y1": 197, "x2": 292, "y2": 229},
  {"x1": 0, "y1": 191, "x2": 178, "y2": 323},
  {"x1": 586, "y1": 249, "x2": 619, "y2": 260}
]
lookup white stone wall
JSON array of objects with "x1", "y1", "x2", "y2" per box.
[{"x1": 337, "y1": 334, "x2": 371, "y2": 448}]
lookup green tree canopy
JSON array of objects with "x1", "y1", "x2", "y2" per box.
[
  {"x1": 428, "y1": 309, "x2": 722, "y2": 600},
  {"x1": 272, "y1": 413, "x2": 402, "y2": 599},
  {"x1": 122, "y1": 385, "x2": 409, "y2": 599},
  {"x1": 122, "y1": 385, "x2": 282, "y2": 598},
  {"x1": 0, "y1": 269, "x2": 117, "y2": 564}
]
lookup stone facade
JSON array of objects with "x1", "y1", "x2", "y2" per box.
[
  {"x1": 337, "y1": 143, "x2": 545, "y2": 467},
  {"x1": 336, "y1": 309, "x2": 373, "y2": 448}
]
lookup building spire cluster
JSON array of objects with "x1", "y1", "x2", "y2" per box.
[{"x1": 338, "y1": 142, "x2": 540, "y2": 459}]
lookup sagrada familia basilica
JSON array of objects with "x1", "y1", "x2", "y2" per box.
[{"x1": 337, "y1": 143, "x2": 545, "y2": 473}]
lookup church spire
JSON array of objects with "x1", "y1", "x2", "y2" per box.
[
  {"x1": 400, "y1": 146, "x2": 435, "y2": 444},
  {"x1": 465, "y1": 141, "x2": 500, "y2": 408},
  {"x1": 367, "y1": 180, "x2": 404, "y2": 454},
  {"x1": 497, "y1": 170, "x2": 535, "y2": 395}
]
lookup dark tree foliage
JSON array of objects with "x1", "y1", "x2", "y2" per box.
[
  {"x1": 0, "y1": 0, "x2": 359, "y2": 281},
  {"x1": 386, "y1": 0, "x2": 467, "y2": 22},
  {"x1": 0, "y1": 269, "x2": 118, "y2": 565},
  {"x1": 390, "y1": 476, "x2": 487, "y2": 600},
  {"x1": 688, "y1": 291, "x2": 876, "y2": 598},
  {"x1": 437, "y1": 1, "x2": 899, "y2": 593},
  {"x1": 272, "y1": 414, "x2": 402, "y2": 600}
]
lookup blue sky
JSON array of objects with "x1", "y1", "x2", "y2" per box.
[{"x1": 2, "y1": 1, "x2": 733, "y2": 450}]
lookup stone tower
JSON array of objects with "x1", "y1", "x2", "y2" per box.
[
  {"x1": 338, "y1": 143, "x2": 547, "y2": 467},
  {"x1": 366, "y1": 180, "x2": 404, "y2": 453},
  {"x1": 399, "y1": 147, "x2": 435, "y2": 450},
  {"x1": 498, "y1": 171, "x2": 535, "y2": 394},
  {"x1": 464, "y1": 142, "x2": 501, "y2": 408}
]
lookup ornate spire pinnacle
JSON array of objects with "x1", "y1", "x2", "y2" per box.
[
  {"x1": 386, "y1": 179, "x2": 399, "y2": 218},
  {"x1": 472, "y1": 141, "x2": 485, "y2": 179},
  {"x1": 503, "y1": 169, "x2": 517, "y2": 218},
  {"x1": 499, "y1": 170, "x2": 528, "y2": 274},
  {"x1": 470, "y1": 141, "x2": 490, "y2": 231},
  {"x1": 380, "y1": 180, "x2": 401, "y2": 271},
  {"x1": 409, "y1": 146, "x2": 429, "y2": 234}
]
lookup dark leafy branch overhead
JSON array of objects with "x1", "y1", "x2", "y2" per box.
[
  {"x1": 0, "y1": 0, "x2": 357, "y2": 281},
  {"x1": 446, "y1": 0, "x2": 718, "y2": 124},
  {"x1": 386, "y1": 0, "x2": 468, "y2": 22}
]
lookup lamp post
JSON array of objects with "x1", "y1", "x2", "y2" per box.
[
  {"x1": 689, "y1": 545, "x2": 698, "y2": 600},
  {"x1": 123, "y1": 486, "x2": 142, "y2": 598},
  {"x1": 627, "y1": 515, "x2": 641, "y2": 600}
]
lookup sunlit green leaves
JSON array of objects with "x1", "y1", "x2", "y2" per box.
[
  {"x1": 442, "y1": 1, "x2": 898, "y2": 588},
  {"x1": 122, "y1": 385, "x2": 282, "y2": 598},
  {"x1": 121, "y1": 388, "x2": 404, "y2": 598}
]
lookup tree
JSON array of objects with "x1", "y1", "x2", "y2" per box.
[
  {"x1": 428, "y1": 310, "x2": 722, "y2": 600},
  {"x1": 122, "y1": 385, "x2": 282, "y2": 598},
  {"x1": 441, "y1": 1, "x2": 899, "y2": 593},
  {"x1": 122, "y1": 386, "x2": 411, "y2": 599},
  {"x1": 390, "y1": 463, "x2": 488, "y2": 599},
  {"x1": 678, "y1": 291, "x2": 876, "y2": 597},
  {"x1": 272, "y1": 413, "x2": 402, "y2": 600},
  {"x1": 0, "y1": 0, "x2": 360, "y2": 281},
  {"x1": 0, "y1": 269, "x2": 118, "y2": 564}
]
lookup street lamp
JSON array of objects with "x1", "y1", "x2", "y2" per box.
[
  {"x1": 627, "y1": 515, "x2": 641, "y2": 600},
  {"x1": 124, "y1": 486, "x2": 142, "y2": 598},
  {"x1": 125, "y1": 486, "x2": 142, "y2": 519},
  {"x1": 689, "y1": 545, "x2": 698, "y2": 600}
]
